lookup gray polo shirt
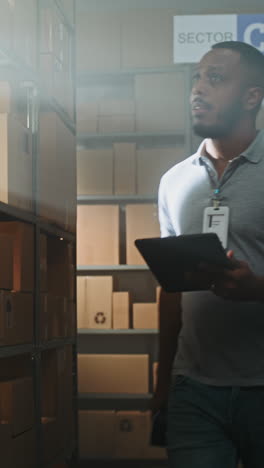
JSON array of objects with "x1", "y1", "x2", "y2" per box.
[{"x1": 158, "y1": 130, "x2": 264, "y2": 386}]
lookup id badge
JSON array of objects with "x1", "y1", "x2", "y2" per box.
[{"x1": 202, "y1": 206, "x2": 229, "y2": 248}]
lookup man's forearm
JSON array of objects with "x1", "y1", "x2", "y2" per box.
[{"x1": 155, "y1": 289, "x2": 182, "y2": 398}]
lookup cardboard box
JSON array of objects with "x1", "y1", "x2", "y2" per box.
[
  {"x1": 77, "y1": 276, "x2": 86, "y2": 329},
  {"x1": 114, "y1": 411, "x2": 149, "y2": 459},
  {"x1": 79, "y1": 410, "x2": 116, "y2": 458},
  {"x1": 112, "y1": 292, "x2": 129, "y2": 329},
  {"x1": 126, "y1": 204, "x2": 160, "y2": 264},
  {"x1": 77, "y1": 12, "x2": 121, "y2": 71},
  {"x1": 114, "y1": 143, "x2": 136, "y2": 195},
  {"x1": 77, "y1": 148, "x2": 114, "y2": 196},
  {"x1": 0, "y1": 114, "x2": 33, "y2": 212},
  {"x1": 11, "y1": 427, "x2": 36, "y2": 468},
  {"x1": 47, "y1": 237, "x2": 75, "y2": 300},
  {"x1": 99, "y1": 99, "x2": 135, "y2": 116},
  {"x1": 121, "y1": 10, "x2": 173, "y2": 68},
  {"x1": 135, "y1": 72, "x2": 186, "y2": 133},
  {"x1": 42, "y1": 346, "x2": 73, "y2": 420},
  {"x1": 78, "y1": 354, "x2": 149, "y2": 394},
  {"x1": 0, "y1": 291, "x2": 33, "y2": 345},
  {"x1": 77, "y1": 276, "x2": 112, "y2": 329},
  {"x1": 0, "y1": 222, "x2": 34, "y2": 291},
  {"x1": 13, "y1": 0, "x2": 37, "y2": 70},
  {"x1": 0, "y1": 0, "x2": 13, "y2": 53},
  {"x1": 137, "y1": 146, "x2": 185, "y2": 195},
  {"x1": 98, "y1": 115, "x2": 135, "y2": 133},
  {"x1": 86, "y1": 276, "x2": 113, "y2": 329},
  {"x1": 76, "y1": 101, "x2": 98, "y2": 134},
  {"x1": 0, "y1": 234, "x2": 13, "y2": 290},
  {"x1": 42, "y1": 417, "x2": 60, "y2": 463},
  {"x1": 133, "y1": 303, "x2": 158, "y2": 329},
  {"x1": 77, "y1": 205, "x2": 119, "y2": 265},
  {"x1": 0, "y1": 377, "x2": 34, "y2": 436},
  {"x1": 40, "y1": 234, "x2": 47, "y2": 292},
  {"x1": 152, "y1": 362, "x2": 158, "y2": 393}
]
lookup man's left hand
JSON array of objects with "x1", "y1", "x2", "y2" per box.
[{"x1": 204, "y1": 251, "x2": 263, "y2": 301}]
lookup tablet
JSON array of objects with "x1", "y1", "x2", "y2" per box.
[{"x1": 135, "y1": 233, "x2": 233, "y2": 292}]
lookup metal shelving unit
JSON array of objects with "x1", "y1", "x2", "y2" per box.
[{"x1": 0, "y1": 1, "x2": 78, "y2": 467}]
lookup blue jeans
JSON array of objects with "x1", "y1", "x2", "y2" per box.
[{"x1": 167, "y1": 374, "x2": 264, "y2": 468}]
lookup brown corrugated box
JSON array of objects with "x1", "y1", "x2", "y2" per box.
[
  {"x1": 133, "y1": 303, "x2": 158, "y2": 329},
  {"x1": 115, "y1": 411, "x2": 149, "y2": 459},
  {"x1": 0, "y1": 291, "x2": 33, "y2": 345},
  {"x1": 77, "y1": 148, "x2": 114, "y2": 195},
  {"x1": 114, "y1": 143, "x2": 136, "y2": 195},
  {"x1": 137, "y1": 146, "x2": 185, "y2": 195},
  {"x1": 99, "y1": 99, "x2": 135, "y2": 116},
  {"x1": 47, "y1": 237, "x2": 75, "y2": 299},
  {"x1": 40, "y1": 234, "x2": 47, "y2": 292},
  {"x1": 0, "y1": 426, "x2": 36, "y2": 468},
  {"x1": 76, "y1": 101, "x2": 98, "y2": 134},
  {"x1": 152, "y1": 362, "x2": 158, "y2": 393},
  {"x1": 78, "y1": 276, "x2": 113, "y2": 329},
  {"x1": 77, "y1": 204, "x2": 119, "y2": 265},
  {"x1": 121, "y1": 10, "x2": 173, "y2": 68},
  {"x1": 0, "y1": 377, "x2": 34, "y2": 436},
  {"x1": 0, "y1": 114, "x2": 33, "y2": 212},
  {"x1": 79, "y1": 410, "x2": 116, "y2": 458},
  {"x1": 0, "y1": 222, "x2": 34, "y2": 291},
  {"x1": 135, "y1": 72, "x2": 186, "y2": 133},
  {"x1": 126, "y1": 204, "x2": 160, "y2": 264},
  {"x1": 77, "y1": 12, "x2": 121, "y2": 72},
  {"x1": 0, "y1": 234, "x2": 13, "y2": 290},
  {"x1": 98, "y1": 115, "x2": 135, "y2": 133},
  {"x1": 78, "y1": 354, "x2": 149, "y2": 394},
  {"x1": 112, "y1": 292, "x2": 130, "y2": 329}
]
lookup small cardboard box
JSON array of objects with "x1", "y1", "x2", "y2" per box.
[
  {"x1": 0, "y1": 377, "x2": 34, "y2": 437},
  {"x1": 0, "y1": 234, "x2": 13, "y2": 290},
  {"x1": 114, "y1": 143, "x2": 136, "y2": 195},
  {"x1": 0, "y1": 114, "x2": 33, "y2": 212},
  {"x1": 114, "y1": 411, "x2": 149, "y2": 459},
  {"x1": 78, "y1": 354, "x2": 149, "y2": 394},
  {"x1": 77, "y1": 205, "x2": 119, "y2": 265},
  {"x1": 77, "y1": 276, "x2": 113, "y2": 329},
  {"x1": 77, "y1": 148, "x2": 114, "y2": 196},
  {"x1": 133, "y1": 303, "x2": 158, "y2": 329},
  {"x1": 0, "y1": 291, "x2": 33, "y2": 346},
  {"x1": 0, "y1": 222, "x2": 34, "y2": 291},
  {"x1": 112, "y1": 292, "x2": 130, "y2": 329},
  {"x1": 126, "y1": 204, "x2": 160, "y2": 264},
  {"x1": 40, "y1": 233, "x2": 47, "y2": 292},
  {"x1": 79, "y1": 410, "x2": 116, "y2": 458}
]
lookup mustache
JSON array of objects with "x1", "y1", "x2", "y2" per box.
[{"x1": 191, "y1": 98, "x2": 212, "y2": 110}]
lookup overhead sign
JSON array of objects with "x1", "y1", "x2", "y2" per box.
[{"x1": 174, "y1": 14, "x2": 264, "y2": 63}]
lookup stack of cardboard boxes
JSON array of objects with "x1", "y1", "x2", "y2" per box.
[
  {"x1": 40, "y1": 0, "x2": 74, "y2": 119},
  {"x1": 40, "y1": 236, "x2": 76, "y2": 342}
]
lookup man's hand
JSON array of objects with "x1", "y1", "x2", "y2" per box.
[{"x1": 204, "y1": 250, "x2": 263, "y2": 301}]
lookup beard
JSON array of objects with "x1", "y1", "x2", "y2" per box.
[{"x1": 192, "y1": 101, "x2": 243, "y2": 139}]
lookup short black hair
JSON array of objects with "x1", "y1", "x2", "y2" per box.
[{"x1": 212, "y1": 41, "x2": 264, "y2": 88}]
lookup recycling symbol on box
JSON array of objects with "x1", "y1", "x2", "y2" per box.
[
  {"x1": 120, "y1": 419, "x2": 133, "y2": 432},
  {"x1": 94, "y1": 312, "x2": 106, "y2": 324}
]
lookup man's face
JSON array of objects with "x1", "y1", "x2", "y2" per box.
[{"x1": 190, "y1": 48, "x2": 247, "y2": 138}]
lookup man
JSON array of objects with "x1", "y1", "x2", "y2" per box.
[{"x1": 155, "y1": 41, "x2": 264, "y2": 468}]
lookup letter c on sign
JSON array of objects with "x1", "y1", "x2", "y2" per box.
[{"x1": 244, "y1": 23, "x2": 264, "y2": 52}]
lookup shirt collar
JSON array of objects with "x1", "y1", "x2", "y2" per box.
[{"x1": 193, "y1": 129, "x2": 264, "y2": 165}]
